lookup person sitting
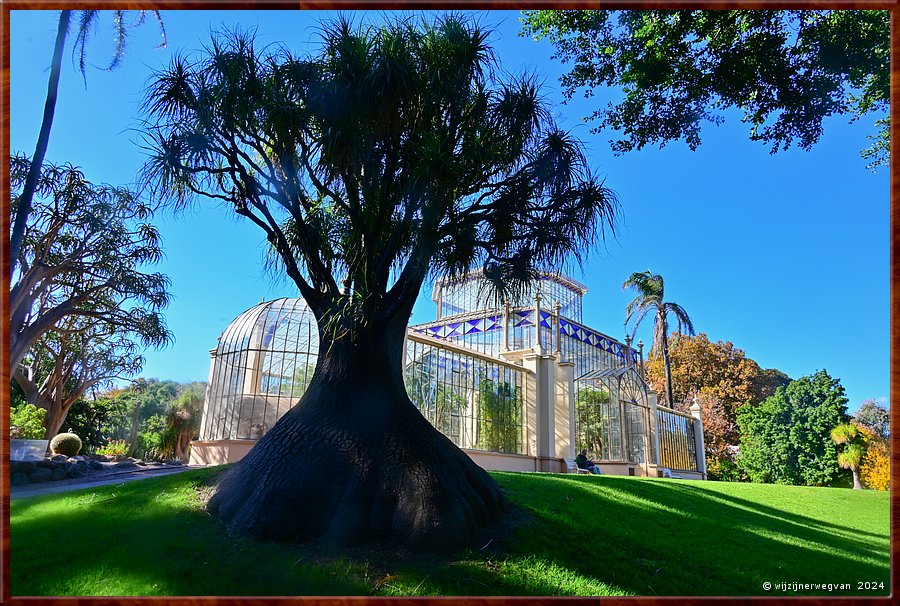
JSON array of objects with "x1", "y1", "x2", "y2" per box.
[{"x1": 576, "y1": 449, "x2": 602, "y2": 475}]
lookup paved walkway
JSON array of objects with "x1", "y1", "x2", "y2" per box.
[{"x1": 10, "y1": 465, "x2": 201, "y2": 500}]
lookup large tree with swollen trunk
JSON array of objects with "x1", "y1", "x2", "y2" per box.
[{"x1": 141, "y1": 15, "x2": 618, "y2": 551}]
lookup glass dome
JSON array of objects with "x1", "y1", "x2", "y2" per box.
[
  {"x1": 200, "y1": 297, "x2": 319, "y2": 441},
  {"x1": 432, "y1": 271, "x2": 587, "y2": 322}
]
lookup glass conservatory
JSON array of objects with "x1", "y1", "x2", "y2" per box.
[
  {"x1": 191, "y1": 272, "x2": 705, "y2": 479},
  {"x1": 200, "y1": 298, "x2": 319, "y2": 442}
]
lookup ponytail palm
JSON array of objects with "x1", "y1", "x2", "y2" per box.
[
  {"x1": 141, "y1": 15, "x2": 618, "y2": 550},
  {"x1": 831, "y1": 423, "x2": 865, "y2": 489},
  {"x1": 623, "y1": 271, "x2": 694, "y2": 407}
]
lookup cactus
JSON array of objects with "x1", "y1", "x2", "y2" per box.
[{"x1": 50, "y1": 432, "x2": 82, "y2": 457}]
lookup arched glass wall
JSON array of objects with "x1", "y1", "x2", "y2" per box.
[{"x1": 200, "y1": 298, "x2": 319, "y2": 441}]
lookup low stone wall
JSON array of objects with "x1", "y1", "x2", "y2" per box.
[{"x1": 9, "y1": 454, "x2": 180, "y2": 486}]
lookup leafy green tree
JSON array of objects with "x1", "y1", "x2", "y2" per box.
[
  {"x1": 10, "y1": 404, "x2": 47, "y2": 440},
  {"x1": 520, "y1": 10, "x2": 889, "y2": 170},
  {"x1": 736, "y1": 370, "x2": 848, "y2": 486},
  {"x1": 9, "y1": 155, "x2": 172, "y2": 376},
  {"x1": 644, "y1": 332, "x2": 790, "y2": 479},
  {"x1": 623, "y1": 271, "x2": 694, "y2": 408},
  {"x1": 141, "y1": 15, "x2": 618, "y2": 549},
  {"x1": 65, "y1": 390, "x2": 130, "y2": 452},
  {"x1": 830, "y1": 423, "x2": 865, "y2": 490},
  {"x1": 853, "y1": 399, "x2": 890, "y2": 439},
  {"x1": 10, "y1": 10, "x2": 166, "y2": 272}
]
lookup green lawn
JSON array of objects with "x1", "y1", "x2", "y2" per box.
[{"x1": 10, "y1": 467, "x2": 890, "y2": 596}]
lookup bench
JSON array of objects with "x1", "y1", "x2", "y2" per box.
[
  {"x1": 564, "y1": 458, "x2": 592, "y2": 474},
  {"x1": 660, "y1": 468, "x2": 683, "y2": 479}
]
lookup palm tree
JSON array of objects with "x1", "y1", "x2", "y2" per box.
[
  {"x1": 623, "y1": 271, "x2": 694, "y2": 408},
  {"x1": 10, "y1": 10, "x2": 165, "y2": 273},
  {"x1": 831, "y1": 422, "x2": 865, "y2": 489}
]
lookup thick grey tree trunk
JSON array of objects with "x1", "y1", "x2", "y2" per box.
[{"x1": 207, "y1": 319, "x2": 505, "y2": 551}]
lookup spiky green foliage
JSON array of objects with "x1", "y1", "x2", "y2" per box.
[
  {"x1": 623, "y1": 271, "x2": 694, "y2": 352},
  {"x1": 49, "y1": 432, "x2": 82, "y2": 457},
  {"x1": 831, "y1": 422, "x2": 867, "y2": 489},
  {"x1": 9, "y1": 154, "x2": 172, "y2": 374},
  {"x1": 141, "y1": 14, "x2": 619, "y2": 334}
]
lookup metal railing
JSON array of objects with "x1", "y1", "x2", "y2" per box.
[{"x1": 656, "y1": 406, "x2": 699, "y2": 472}]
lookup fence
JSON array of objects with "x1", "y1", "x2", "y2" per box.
[{"x1": 656, "y1": 406, "x2": 699, "y2": 472}]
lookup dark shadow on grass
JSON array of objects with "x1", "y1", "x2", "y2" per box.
[
  {"x1": 10, "y1": 470, "x2": 890, "y2": 597},
  {"x1": 484, "y1": 474, "x2": 889, "y2": 597},
  {"x1": 670, "y1": 482, "x2": 888, "y2": 540}
]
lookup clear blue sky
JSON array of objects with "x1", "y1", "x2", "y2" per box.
[{"x1": 10, "y1": 10, "x2": 889, "y2": 413}]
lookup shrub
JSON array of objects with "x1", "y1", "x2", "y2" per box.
[
  {"x1": 97, "y1": 439, "x2": 129, "y2": 458},
  {"x1": 49, "y1": 432, "x2": 83, "y2": 456},
  {"x1": 10, "y1": 404, "x2": 46, "y2": 439}
]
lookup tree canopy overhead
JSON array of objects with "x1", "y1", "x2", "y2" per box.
[
  {"x1": 521, "y1": 10, "x2": 889, "y2": 169},
  {"x1": 141, "y1": 14, "x2": 619, "y2": 550}
]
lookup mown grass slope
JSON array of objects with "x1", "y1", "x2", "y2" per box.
[{"x1": 10, "y1": 467, "x2": 889, "y2": 596}]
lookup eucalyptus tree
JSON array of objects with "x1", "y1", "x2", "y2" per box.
[
  {"x1": 9, "y1": 154, "x2": 172, "y2": 376},
  {"x1": 11, "y1": 10, "x2": 166, "y2": 273},
  {"x1": 623, "y1": 271, "x2": 694, "y2": 407},
  {"x1": 142, "y1": 15, "x2": 618, "y2": 550}
]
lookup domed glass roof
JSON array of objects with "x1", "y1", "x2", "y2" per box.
[{"x1": 200, "y1": 298, "x2": 319, "y2": 441}]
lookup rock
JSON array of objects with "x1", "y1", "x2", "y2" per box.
[
  {"x1": 68, "y1": 460, "x2": 90, "y2": 478},
  {"x1": 30, "y1": 467, "x2": 53, "y2": 483},
  {"x1": 73, "y1": 455, "x2": 87, "y2": 461},
  {"x1": 36, "y1": 459, "x2": 54, "y2": 469},
  {"x1": 50, "y1": 454, "x2": 68, "y2": 464},
  {"x1": 11, "y1": 472, "x2": 30, "y2": 486},
  {"x1": 115, "y1": 461, "x2": 138, "y2": 470},
  {"x1": 51, "y1": 466, "x2": 68, "y2": 481},
  {"x1": 136, "y1": 460, "x2": 147, "y2": 466},
  {"x1": 19, "y1": 461, "x2": 36, "y2": 474},
  {"x1": 88, "y1": 460, "x2": 105, "y2": 470}
]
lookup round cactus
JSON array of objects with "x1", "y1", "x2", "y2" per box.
[{"x1": 50, "y1": 432, "x2": 82, "y2": 457}]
